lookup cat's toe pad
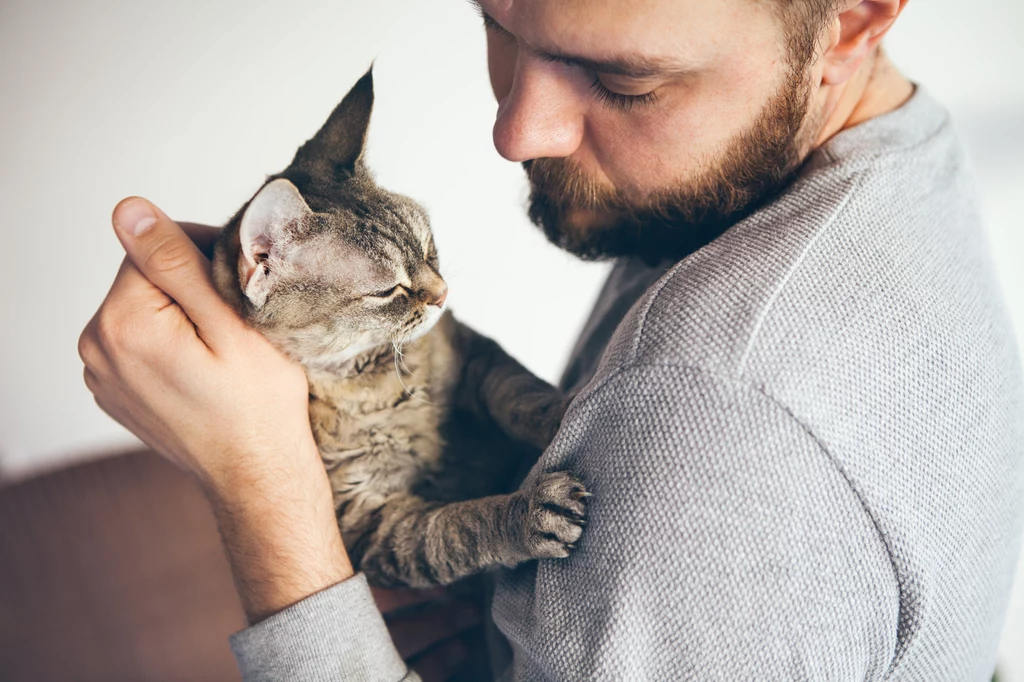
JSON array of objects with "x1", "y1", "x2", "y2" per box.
[{"x1": 523, "y1": 471, "x2": 589, "y2": 559}]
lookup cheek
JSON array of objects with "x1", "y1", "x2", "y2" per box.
[
  {"x1": 581, "y1": 35, "x2": 786, "y2": 195},
  {"x1": 356, "y1": 300, "x2": 415, "y2": 333},
  {"x1": 582, "y1": 66, "x2": 789, "y2": 196},
  {"x1": 578, "y1": 103, "x2": 711, "y2": 196}
]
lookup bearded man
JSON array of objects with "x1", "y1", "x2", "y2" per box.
[{"x1": 78, "y1": 0, "x2": 1024, "y2": 679}]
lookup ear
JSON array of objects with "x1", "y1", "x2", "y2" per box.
[
  {"x1": 820, "y1": 0, "x2": 909, "y2": 86},
  {"x1": 288, "y1": 66, "x2": 375, "y2": 180},
  {"x1": 239, "y1": 178, "x2": 313, "y2": 308}
]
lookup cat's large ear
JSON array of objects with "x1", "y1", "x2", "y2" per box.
[
  {"x1": 239, "y1": 178, "x2": 313, "y2": 308},
  {"x1": 288, "y1": 67, "x2": 375, "y2": 181}
]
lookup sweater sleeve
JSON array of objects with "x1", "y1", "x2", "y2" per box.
[
  {"x1": 229, "y1": 572, "x2": 419, "y2": 682},
  {"x1": 492, "y1": 363, "x2": 901, "y2": 681}
]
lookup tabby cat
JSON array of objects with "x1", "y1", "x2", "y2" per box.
[{"x1": 211, "y1": 70, "x2": 588, "y2": 588}]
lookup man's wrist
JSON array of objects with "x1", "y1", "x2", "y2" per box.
[{"x1": 205, "y1": 437, "x2": 355, "y2": 624}]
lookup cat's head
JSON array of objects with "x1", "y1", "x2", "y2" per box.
[{"x1": 214, "y1": 69, "x2": 448, "y2": 371}]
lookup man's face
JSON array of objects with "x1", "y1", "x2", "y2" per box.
[{"x1": 478, "y1": 0, "x2": 824, "y2": 262}]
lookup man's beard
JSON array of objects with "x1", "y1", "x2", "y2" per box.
[{"x1": 524, "y1": 62, "x2": 817, "y2": 265}]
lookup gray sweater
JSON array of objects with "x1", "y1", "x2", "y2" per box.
[{"x1": 230, "y1": 89, "x2": 1024, "y2": 681}]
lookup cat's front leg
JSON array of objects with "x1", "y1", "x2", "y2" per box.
[
  {"x1": 353, "y1": 471, "x2": 589, "y2": 588},
  {"x1": 452, "y1": 321, "x2": 569, "y2": 451}
]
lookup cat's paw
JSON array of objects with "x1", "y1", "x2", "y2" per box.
[{"x1": 520, "y1": 471, "x2": 590, "y2": 560}]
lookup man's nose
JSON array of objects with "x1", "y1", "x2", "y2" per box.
[{"x1": 492, "y1": 56, "x2": 584, "y2": 163}]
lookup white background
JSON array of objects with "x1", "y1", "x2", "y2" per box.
[{"x1": 1, "y1": 0, "x2": 1021, "y2": 675}]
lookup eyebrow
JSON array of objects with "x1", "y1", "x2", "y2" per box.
[{"x1": 471, "y1": 1, "x2": 694, "y2": 80}]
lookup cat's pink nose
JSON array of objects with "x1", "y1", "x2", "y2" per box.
[{"x1": 431, "y1": 288, "x2": 448, "y2": 308}]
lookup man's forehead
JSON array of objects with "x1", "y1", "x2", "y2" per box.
[{"x1": 472, "y1": 0, "x2": 761, "y2": 76}]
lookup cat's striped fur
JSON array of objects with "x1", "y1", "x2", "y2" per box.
[{"x1": 212, "y1": 69, "x2": 588, "y2": 588}]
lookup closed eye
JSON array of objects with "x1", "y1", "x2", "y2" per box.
[
  {"x1": 589, "y1": 77, "x2": 659, "y2": 112},
  {"x1": 368, "y1": 285, "x2": 405, "y2": 299}
]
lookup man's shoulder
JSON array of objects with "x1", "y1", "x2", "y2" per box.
[
  {"x1": 597, "y1": 167, "x2": 864, "y2": 383},
  {"x1": 597, "y1": 88, "x2": 976, "y2": 386},
  {"x1": 569, "y1": 91, "x2": 1024, "y2": 680}
]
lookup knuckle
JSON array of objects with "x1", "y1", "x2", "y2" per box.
[
  {"x1": 94, "y1": 309, "x2": 125, "y2": 350},
  {"x1": 93, "y1": 394, "x2": 114, "y2": 419},
  {"x1": 144, "y1": 235, "x2": 195, "y2": 276},
  {"x1": 82, "y1": 367, "x2": 99, "y2": 394},
  {"x1": 77, "y1": 326, "x2": 98, "y2": 365},
  {"x1": 95, "y1": 309, "x2": 149, "y2": 361}
]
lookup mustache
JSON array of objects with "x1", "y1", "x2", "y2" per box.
[
  {"x1": 522, "y1": 158, "x2": 622, "y2": 213},
  {"x1": 523, "y1": 156, "x2": 740, "y2": 228}
]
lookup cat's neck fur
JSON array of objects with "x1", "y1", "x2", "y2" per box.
[
  {"x1": 304, "y1": 316, "x2": 457, "y2": 459},
  {"x1": 303, "y1": 324, "x2": 447, "y2": 415},
  {"x1": 303, "y1": 342, "x2": 398, "y2": 386}
]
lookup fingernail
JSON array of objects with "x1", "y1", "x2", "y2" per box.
[{"x1": 117, "y1": 199, "x2": 158, "y2": 236}]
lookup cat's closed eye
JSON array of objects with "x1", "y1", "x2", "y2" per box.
[{"x1": 367, "y1": 285, "x2": 405, "y2": 299}]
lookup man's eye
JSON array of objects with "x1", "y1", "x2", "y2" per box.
[{"x1": 590, "y1": 77, "x2": 659, "y2": 113}]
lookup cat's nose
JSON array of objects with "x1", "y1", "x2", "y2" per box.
[{"x1": 429, "y1": 288, "x2": 448, "y2": 308}]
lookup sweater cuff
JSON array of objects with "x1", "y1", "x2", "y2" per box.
[{"x1": 229, "y1": 573, "x2": 415, "y2": 682}]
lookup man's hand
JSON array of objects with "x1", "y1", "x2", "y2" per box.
[
  {"x1": 79, "y1": 197, "x2": 353, "y2": 622},
  {"x1": 79, "y1": 198, "x2": 311, "y2": 488}
]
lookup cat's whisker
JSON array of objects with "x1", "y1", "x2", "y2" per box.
[
  {"x1": 391, "y1": 339, "x2": 433, "y2": 405},
  {"x1": 394, "y1": 340, "x2": 414, "y2": 376}
]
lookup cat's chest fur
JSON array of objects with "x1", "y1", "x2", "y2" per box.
[{"x1": 306, "y1": 312, "x2": 461, "y2": 511}]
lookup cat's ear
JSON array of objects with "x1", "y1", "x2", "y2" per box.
[
  {"x1": 289, "y1": 67, "x2": 375, "y2": 180},
  {"x1": 238, "y1": 178, "x2": 312, "y2": 308}
]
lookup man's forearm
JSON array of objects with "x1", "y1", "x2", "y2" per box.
[
  {"x1": 216, "y1": 436, "x2": 418, "y2": 682},
  {"x1": 206, "y1": 435, "x2": 354, "y2": 624}
]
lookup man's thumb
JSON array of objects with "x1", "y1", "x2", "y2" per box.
[{"x1": 112, "y1": 197, "x2": 238, "y2": 344}]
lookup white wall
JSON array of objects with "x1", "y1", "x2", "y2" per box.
[
  {"x1": 1, "y1": 0, "x2": 1021, "y2": 675},
  {"x1": 0, "y1": 0, "x2": 611, "y2": 477}
]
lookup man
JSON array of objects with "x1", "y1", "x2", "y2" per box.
[{"x1": 78, "y1": 0, "x2": 1024, "y2": 679}]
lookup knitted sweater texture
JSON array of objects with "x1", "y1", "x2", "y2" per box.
[{"x1": 230, "y1": 89, "x2": 1024, "y2": 682}]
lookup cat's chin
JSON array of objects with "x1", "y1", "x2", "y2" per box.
[{"x1": 299, "y1": 307, "x2": 446, "y2": 375}]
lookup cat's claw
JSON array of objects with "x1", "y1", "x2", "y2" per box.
[{"x1": 520, "y1": 471, "x2": 589, "y2": 560}]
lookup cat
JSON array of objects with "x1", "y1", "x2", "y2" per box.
[{"x1": 211, "y1": 69, "x2": 589, "y2": 589}]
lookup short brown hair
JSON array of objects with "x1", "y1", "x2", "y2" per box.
[{"x1": 771, "y1": 0, "x2": 842, "y2": 67}]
